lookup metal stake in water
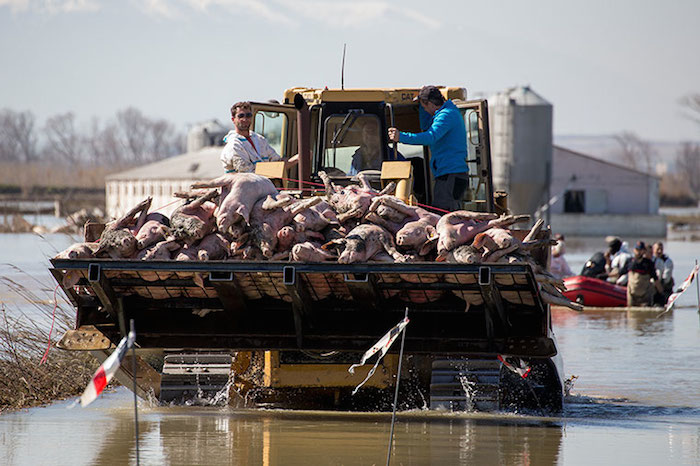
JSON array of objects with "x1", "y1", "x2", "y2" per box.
[
  {"x1": 130, "y1": 319, "x2": 140, "y2": 466},
  {"x1": 386, "y1": 307, "x2": 408, "y2": 466}
]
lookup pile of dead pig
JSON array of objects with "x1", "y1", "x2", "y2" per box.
[{"x1": 54, "y1": 172, "x2": 581, "y2": 311}]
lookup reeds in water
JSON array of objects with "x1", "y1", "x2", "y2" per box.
[{"x1": 0, "y1": 271, "x2": 98, "y2": 411}]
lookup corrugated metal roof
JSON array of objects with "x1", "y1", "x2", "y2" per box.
[
  {"x1": 489, "y1": 86, "x2": 551, "y2": 107},
  {"x1": 106, "y1": 146, "x2": 222, "y2": 181},
  {"x1": 553, "y1": 145, "x2": 661, "y2": 180}
]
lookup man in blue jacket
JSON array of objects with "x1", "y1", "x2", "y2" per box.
[{"x1": 388, "y1": 85, "x2": 469, "y2": 211}]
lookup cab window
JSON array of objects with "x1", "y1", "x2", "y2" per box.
[
  {"x1": 321, "y1": 114, "x2": 382, "y2": 176},
  {"x1": 254, "y1": 111, "x2": 286, "y2": 155},
  {"x1": 464, "y1": 108, "x2": 484, "y2": 200}
]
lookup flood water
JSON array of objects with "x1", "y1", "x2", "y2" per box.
[{"x1": 1, "y1": 232, "x2": 699, "y2": 465}]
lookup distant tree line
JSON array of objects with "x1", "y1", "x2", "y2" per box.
[
  {"x1": 612, "y1": 93, "x2": 700, "y2": 205},
  {"x1": 0, "y1": 107, "x2": 185, "y2": 166}
]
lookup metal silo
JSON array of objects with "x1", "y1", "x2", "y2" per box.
[
  {"x1": 488, "y1": 86, "x2": 552, "y2": 218},
  {"x1": 186, "y1": 120, "x2": 229, "y2": 153}
]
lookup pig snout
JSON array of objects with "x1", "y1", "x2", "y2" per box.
[
  {"x1": 277, "y1": 227, "x2": 295, "y2": 251},
  {"x1": 338, "y1": 247, "x2": 363, "y2": 264}
]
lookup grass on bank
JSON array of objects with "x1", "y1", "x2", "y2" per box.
[
  {"x1": 0, "y1": 271, "x2": 98, "y2": 412},
  {"x1": 0, "y1": 162, "x2": 125, "y2": 191}
]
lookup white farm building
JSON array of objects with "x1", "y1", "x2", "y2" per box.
[
  {"x1": 548, "y1": 145, "x2": 666, "y2": 237},
  {"x1": 106, "y1": 146, "x2": 223, "y2": 219},
  {"x1": 105, "y1": 120, "x2": 229, "y2": 219}
]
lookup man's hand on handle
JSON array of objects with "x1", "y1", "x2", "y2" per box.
[{"x1": 388, "y1": 127, "x2": 400, "y2": 143}]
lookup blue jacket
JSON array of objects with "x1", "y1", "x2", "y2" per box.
[{"x1": 399, "y1": 100, "x2": 468, "y2": 178}]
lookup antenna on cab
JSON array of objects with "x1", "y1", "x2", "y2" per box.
[{"x1": 341, "y1": 43, "x2": 346, "y2": 90}]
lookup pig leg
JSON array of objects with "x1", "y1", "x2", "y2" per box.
[
  {"x1": 318, "y1": 171, "x2": 340, "y2": 199},
  {"x1": 356, "y1": 173, "x2": 373, "y2": 191},
  {"x1": 113, "y1": 197, "x2": 152, "y2": 230},
  {"x1": 262, "y1": 194, "x2": 294, "y2": 210},
  {"x1": 523, "y1": 218, "x2": 544, "y2": 243},
  {"x1": 370, "y1": 196, "x2": 417, "y2": 218},
  {"x1": 521, "y1": 238, "x2": 557, "y2": 251},
  {"x1": 377, "y1": 181, "x2": 396, "y2": 196},
  {"x1": 378, "y1": 232, "x2": 406, "y2": 262},
  {"x1": 337, "y1": 206, "x2": 365, "y2": 223},
  {"x1": 288, "y1": 196, "x2": 322, "y2": 215},
  {"x1": 483, "y1": 243, "x2": 519, "y2": 262},
  {"x1": 445, "y1": 211, "x2": 499, "y2": 225},
  {"x1": 488, "y1": 214, "x2": 530, "y2": 229},
  {"x1": 190, "y1": 174, "x2": 235, "y2": 190},
  {"x1": 184, "y1": 189, "x2": 218, "y2": 211}
]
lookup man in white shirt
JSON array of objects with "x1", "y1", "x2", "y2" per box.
[
  {"x1": 652, "y1": 241, "x2": 674, "y2": 305},
  {"x1": 220, "y1": 101, "x2": 296, "y2": 173}
]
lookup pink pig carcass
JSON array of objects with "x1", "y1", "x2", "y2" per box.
[
  {"x1": 191, "y1": 173, "x2": 278, "y2": 234},
  {"x1": 170, "y1": 190, "x2": 218, "y2": 245},
  {"x1": 95, "y1": 197, "x2": 153, "y2": 258},
  {"x1": 323, "y1": 224, "x2": 406, "y2": 264},
  {"x1": 249, "y1": 194, "x2": 322, "y2": 258},
  {"x1": 318, "y1": 171, "x2": 395, "y2": 224},
  {"x1": 435, "y1": 211, "x2": 529, "y2": 256},
  {"x1": 175, "y1": 233, "x2": 231, "y2": 261}
]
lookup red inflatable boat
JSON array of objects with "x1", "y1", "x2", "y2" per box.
[{"x1": 562, "y1": 276, "x2": 627, "y2": 307}]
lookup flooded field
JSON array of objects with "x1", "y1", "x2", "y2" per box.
[{"x1": 1, "y1": 233, "x2": 699, "y2": 465}]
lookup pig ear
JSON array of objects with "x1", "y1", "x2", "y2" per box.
[
  {"x1": 426, "y1": 225, "x2": 437, "y2": 240},
  {"x1": 419, "y1": 236, "x2": 438, "y2": 256}
]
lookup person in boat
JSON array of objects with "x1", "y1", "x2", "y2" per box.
[
  {"x1": 627, "y1": 241, "x2": 663, "y2": 307},
  {"x1": 580, "y1": 252, "x2": 608, "y2": 279},
  {"x1": 652, "y1": 241, "x2": 674, "y2": 306},
  {"x1": 604, "y1": 236, "x2": 632, "y2": 285},
  {"x1": 550, "y1": 234, "x2": 574, "y2": 280}
]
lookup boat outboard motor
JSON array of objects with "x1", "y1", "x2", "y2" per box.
[{"x1": 580, "y1": 251, "x2": 607, "y2": 279}]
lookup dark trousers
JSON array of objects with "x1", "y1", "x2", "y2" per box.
[{"x1": 433, "y1": 173, "x2": 469, "y2": 212}]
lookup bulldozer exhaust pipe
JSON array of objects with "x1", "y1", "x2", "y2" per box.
[{"x1": 294, "y1": 93, "x2": 311, "y2": 190}]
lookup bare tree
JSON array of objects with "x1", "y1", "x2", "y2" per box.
[
  {"x1": 675, "y1": 142, "x2": 700, "y2": 200},
  {"x1": 0, "y1": 109, "x2": 39, "y2": 163},
  {"x1": 44, "y1": 112, "x2": 85, "y2": 164},
  {"x1": 83, "y1": 110, "x2": 184, "y2": 166},
  {"x1": 679, "y1": 93, "x2": 700, "y2": 126},
  {"x1": 85, "y1": 117, "x2": 126, "y2": 165},
  {"x1": 114, "y1": 107, "x2": 184, "y2": 163},
  {"x1": 613, "y1": 131, "x2": 656, "y2": 173}
]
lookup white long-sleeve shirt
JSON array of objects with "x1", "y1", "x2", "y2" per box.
[
  {"x1": 654, "y1": 255, "x2": 674, "y2": 288},
  {"x1": 220, "y1": 130, "x2": 281, "y2": 173}
]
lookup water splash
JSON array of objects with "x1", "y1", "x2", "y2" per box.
[{"x1": 458, "y1": 372, "x2": 476, "y2": 412}]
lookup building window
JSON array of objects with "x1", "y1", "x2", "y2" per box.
[{"x1": 564, "y1": 190, "x2": 585, "y2": 213}]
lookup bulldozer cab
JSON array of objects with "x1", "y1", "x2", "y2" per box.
[{"x1": 249, "y1": 87, "x2": 495, "y2": 212}]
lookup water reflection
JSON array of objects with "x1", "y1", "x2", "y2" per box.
[{"x1": 89, "y1": 408, "x2": 564, "y2": 466}]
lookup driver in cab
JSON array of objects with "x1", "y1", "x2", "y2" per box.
[{"x1": 349, "y1": 120, "x2": 403, "y2": 175}]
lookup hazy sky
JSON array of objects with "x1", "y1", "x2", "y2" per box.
[{"x1": 1, "y1": 0, "x2": 698, "y2": 141}]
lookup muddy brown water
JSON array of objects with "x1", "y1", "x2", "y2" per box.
[{"x1": 1, "y1": 233, "x2": 699, "y2": 465}]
